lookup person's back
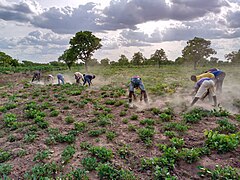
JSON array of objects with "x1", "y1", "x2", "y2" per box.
[
  {"x1": 57, "y1": 73, "x2": 64, "y2": 84},
  {"x1": 83, "y1": 74, "x2": 95, "y2": 86},
  {"x1": 32, "y1": 70, "x2": 41, "y2": 82},
  {"x1": 195, "y1": 72, "x2": 214, "y2": 81}
]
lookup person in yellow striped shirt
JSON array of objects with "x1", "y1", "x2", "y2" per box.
[{"x1": 190, "y1": 72, "x2": 215, "y2": 82}]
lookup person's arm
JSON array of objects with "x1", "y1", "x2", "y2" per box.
[
  {"x1": 191, "y1": 97, "x2": 199, "y2": 106},
  {"x1": 190, "y1": 88, "x2": 197, "y2": 96}
]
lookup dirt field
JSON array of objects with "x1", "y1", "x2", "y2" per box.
[{"x1": 0, "y1": 72, "x2": 239, "y2": 179}]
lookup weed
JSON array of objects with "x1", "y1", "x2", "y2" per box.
[
  {"x1": 159, "y1": 113, "x2": 172, "y2": 122},
  {"x1": 117, "y1": 145, "x2": 131, "y2": 159},
  {"x1": 3, "y1": 113, "x2": 17, "y2": 128},
  {"x1": 137, "y1": 127, "x2": 155, "y2": 145},
  {"x1": 74, "y1": 122, "x2": 87, "y2": 132},
  {"x1": 96, "y1": 163, "x2": 119, "y2": 179},
  {"x1": 80, "y1": 142, "x2": 92, "y2": 150},
  {"x1": 81, "y1": 157, "x2": 98, "y2": 171},
  {"x1": 7, "y1": 134, "x2": 17, "y2": 142},
  {"x1": 66, "y1": 168, "x2": 89, "y2": 179},
  {"x1": 151, "y1": 107, "x2": 161, "y2": 115},
  {"x1": 105, "y1": 99, "x2": 117, "y2": 105},
  {"x1": 128, "y1": 124, "x2": 137, "y2": 131},
  {"x1": 210, "y1": 107, "x2": 229, "y2": 117},
  {"x1": 163, "y1": 122, "x2": 188, "y2": 132},
  {"x1": 24, "y1": 132, "x2": 37, "y2": 143},
  {"x1": 154, "y1": 166, "x2": 177, "y2": 180},
  {"x1": 114, "y1": 100, "x2": 125, "y2": 107},
  {"x1": 183, "y1": 108, "x2": 209, "y2": 123},
  {"x1": 17, "y1": 149, "x2": 27, "y2": 157},
  {"x1": 122, "y1": 118, "x2": 128, "y2": 124},
  {"x1": 119, "y1": 110, "x2": 127, "y2": 117}
]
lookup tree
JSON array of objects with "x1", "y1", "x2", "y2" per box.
[
  {"x1": 69, "y1": 31, "x2": 102, "y2": 72},
  {"x1": 151, "y1": 49, "x2": 168, "y2": 68},
  {"x1": 131, "y1": 52, "x2": 145, "y2": 66},
  {"x1": 58, "y1": 48, "x2": 77, "y2": 70},
  {"x1": 88, "y1": 58, "x2": 100, "y2": 66},
  {"x1": 0, "y1": 51, "x2": 15, "y2": 67},
  {"x1": 118, "y1": 54, "x2": 129, "y2": 65},
  {"x1": 225, "y1": 49, "x2": 240, "y2": 64},
  {"x1": 100, "y1": 58, "x2": 110, "y2": 66},
  {"x1": 182, "y1": 37, "x2": 216, "y2": 69}
]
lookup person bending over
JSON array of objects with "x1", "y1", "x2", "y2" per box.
[{"x1": 83, "y1": 74, "x2": 95, "y2": 87}]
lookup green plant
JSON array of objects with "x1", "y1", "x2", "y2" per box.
[
  {"x1": 49, "y1": 110, "x2": 59, "y2": 117},
  {"x1": 117, "y1": 145, "x2": 131, "y2": 159},
  {"x1": 80, "y1": 141, "x2": 92, "y2": 150},
  {"x1": 24, "y1": 162, "x2": 59, "y2": 179},
  {"x1": 7, "y1": 134, "x2": 17, "y2": 142},
  {"x1": 17, "y1": 149, "x2": 27, "y2": 157},
  {"x1": 214, "y1": 118, "x2": 237, "y2": 133},
  {"x1": 163, "y1": 122, "x2": 188, "y2": 132},
  {"x1": 88, "y1": 129, "x2": 106, "y2": 137},
  {"x1": 3, "y1": 113, "x2": 17, "y2": 128},
  {"x1": 128, "y1": 124, "x2": 137, "y2": 131},
  {"x1": 140, "y1": 118, "x2": 155, "y2": 126},
  {"x1": 137, "y1": 127, "x2": 155, "y2": 145},
  {"x1": 122, "y1": 118, "x2": 128, "y2": 124},
  {"x1": 159, "y1": 113, "x2": 172, "y2": 122},
  {"x1": 164, "y1": 131, "x2": 177, "y2": 138},
  {"x1": 180, "y1": 148, "x2": 201, "y2": 163},
  {"x1": 65, "y1": 116, "x2": 75, "y2": 124},
  {"x1": 154, "y1": 166, "x2": 177, "y2": 180},
  {"x1": 61, "y1": 145, "x2": 76, "y2": 164},
  {"x1": 89, "y1": 146, "x2": 113, "y2": 162},
  {"x1": 204, "y1": 130, "x2": 239, "y2": 153},
  {"x1": 210, "y1": 107, "x2": 229, "y2": 117},
  {"x1": 170, "y1": 137, "x2": 184, "y2": 148},
  {"x1": 105, "y1": 99, "x2": 117, "y2": 105},
  {"x1": 96, "y1": 163, "x2": 119, "y2": 180},
  {"x1": 66, "y1": 168, "x2": 89, "y2": 179},
  {"x1": 33, "y1": 150, "x2": 50, "y2": 162},
  {"x1": 0, "y1": 149, "x2": 11, "y2": 163},
  {"x1": 74, "y1": 122, "x2": 87, "y2": 132},
  {"x1": 119, "y1": 110, "x2": 127, "y2": 117},
  {"x1": 198, "y1": 165, "x2": 240, "y2": 179},
  {"x1": 81, "y1": 157, "x2": 98, "y2": 171},
  {"x1": 24, "y1": 132, "x2": 37, "y2": 143},
  {"x1": 130, "y1": 114, "x2": 138, "y2": 120},
  {"x1": 106, "y1": 131, "x2": 117, "y2": 141},
  {"x1": 0, "y1": 163, "x2": 12, "y2": 176},
  {"x1": 183, "y1": 108, "x2": 209, "y2": 123}
]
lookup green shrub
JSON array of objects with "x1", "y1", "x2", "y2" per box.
[
  {"x1": 163, "y1": 122, "x2": 188, "y2": 132},
  {"x1": 96, "y1": 163, "x2": 119, "y2": 179},
  {"x1": 24, "y1": 132, "x2": 37, "y2": 143},
  {"x1": 3, "y1": 113, "x2": 17, "y2": 128},
  {"x1": 119, "y1": 111, "x2": 127, "y2": 117},
  {"x1": 61, "y1": 145, "x2": 76, "y2": 164},
  {"x1": 89, "y1": 146, "x2": 113, "y2": 162},
  {"x1": 0, "y1": 163, "x2": 12, "y2": 176},
  {"x1": 198, "y1": 165, "x2": 240, "y2": 179},
  {"x1": 88, "y1": 129, "x2": 106, "y2": 137},
  {"x1": 128, "y1": 124, "x2": 137, "y2": 131},
  {"x1": 170, "y1": 137, "x2": 184, "y2": 148},
  {"x1": 204, "y1": 130, "x2": 239, "y2": 153},
  {"x1": 49, "y1": 110, "x2": 59, "y2": 117},
  {"x1": 140, "y1": 118, "x2": 155, "y2": 126},
  {"x1": 164, "y1": 131, "x2": 177, "y2": 138},
  {"x1": 0, "y1": 149, "x2": 11, "y2": 163},
  {"x1": 122, "y1": 118, "x2": 128, "y2": 124},
  {"x1": 137, "y1": 127, "x2": 155, "y2": 144},
  {"x1": 74, "y1": 122, "x2": 87, "y2": 132},
  {"x1": 33, "y1": 150, "x2": 50, "y2": 162},
  {"x1": 130, "y1": 114, "x2": 138, "y2": 120},
  {"x1": 214, "y1": 119, "x2": 237, "y2": 133},
  {"x1": 159, "y1": 113, "x2": 172, "y2": 122},
  {"x1": 105, "y1": 99, "x2": 116, "y2": 105},
  {"x1": 210, "y1": 107, "x2": 229, "y2": 117},
  {"x1": 183, "y1": 108, "x2": 209, "y2": 123},
  {"x1": 154, "y1": 166, "x2": 177, "y2": 180},
  {"x1": 106, "y1": 131, "x2": 117, "y2": 141},
  {"x1": 65, "y1": 116, "x2": 75, "y2": 124},
  {"x1": 66, "y1": 168, "x2": 89, "y2": 179},
  {"x1": 81, "y1": 157, "x2": 98, "y2": 171},
  {"x1": 117, "y1": 145, "x2": 131, "y2": 159}
]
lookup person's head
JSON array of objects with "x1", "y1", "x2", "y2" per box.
[
  {"x1": 83, "y1": 74, "x2": 85, "y2": 77},
  {"x1": 190, "y1": 75, "x2": 197, "y2": 82},
  {"x1": 92, "y1": 75, "x2": 96, "y2": 79}
]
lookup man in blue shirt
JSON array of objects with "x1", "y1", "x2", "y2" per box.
[
  {"x1": 129, "y1": 76, "x2": 148, "y2": 104},
  {"x1": 205, "y1": 68, "x2": 225, "y2": 93},
  {"x1": 83, "y1": 74, "x2": 95, "y2": 86},
  {"x1": 32, "y1": 70, "x2": 41, "y2": 82},
  {"x1": 57, "y1": 73, "x2": 64, "y2": 85}
]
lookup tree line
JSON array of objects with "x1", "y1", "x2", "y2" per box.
[{"x1": 1, "y1": 32, "x2": 240, "y2": 71}]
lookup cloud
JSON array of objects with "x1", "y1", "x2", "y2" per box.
[{"x1": 226, "y1": 10, "x2": 240, "y2": 28}]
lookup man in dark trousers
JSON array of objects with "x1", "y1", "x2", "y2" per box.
[
  {"x1": 83, "y1": 74, "x2": 95, "y2": 87},
  {"x1": 128, "y1": 75, "x2": 148, "y2": 105},
  {"x1": 205, "y1": 68, "x2": 226, "y2": 93},
  {"x1": 32, "y1": 70, "x2": 41, "y2": 82}
]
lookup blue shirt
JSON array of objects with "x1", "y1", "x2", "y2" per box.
[
  {"x1": 211, "y1": 70, "x2": 222, "y2": 77},
  {"x1": 194, "y1": 78, "x2": 211, "y2": 89}
]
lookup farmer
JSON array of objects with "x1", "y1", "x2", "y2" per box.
[
  {"x1": 205, "y1": 68, "x2": 226, "y2": 93},
  {"x1": 83, "y1": 74, "x2": 95, "y2": 87},
  {"x1": 190, "y1": 72, "x2": 215, "y2": 82},
  {"x1": 47, "y1": 74, "x2": 54, "y2": 84},
  {"x1": 57, "y1": 73, "x2": 64, "y2": 85},
  {"x1": 190, "y1": 77, "x2": 217, "y2": 107},
  {"x1": 32, "y1": 70, "x2": 41, "y2": 82},
  {"x1": 74, "y1": 72, "x2": 83, "y2": 84},
  {"x1": 128, "y1": 75, "x2": 148, "y2": 104}
]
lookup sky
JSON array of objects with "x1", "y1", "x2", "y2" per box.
[{"x1": 0, "y1": 0, "x2": 240, "y2": 63}]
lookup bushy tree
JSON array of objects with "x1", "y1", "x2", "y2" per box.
[
  {"x1": 131, "y1": 52, "x2": 145, "y2": 66},
  {"x1": 225, "y1": 49, "x2": 240, "y2": 64},
  {"x1": 118, "y1": 55, "x2": 129, "y2": 65},
  {"x1": 182, "y1": 37, "x2": 216, "y2": 69},
  {"x1": 0, "y1": 51, "x2": 19, "y2": 67},
  {"x1": 100, "y1": 58, "x2": 110, "y2": 66},
  {"x1": 69, "y1": 31, "x2": 102, "y2": 72},
  {"x1": 58, "y1": 48, "x2": 77, "y2": 70},
  {"x1": 151, "y1": 49, "x2": 168, "y2": 68}
]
